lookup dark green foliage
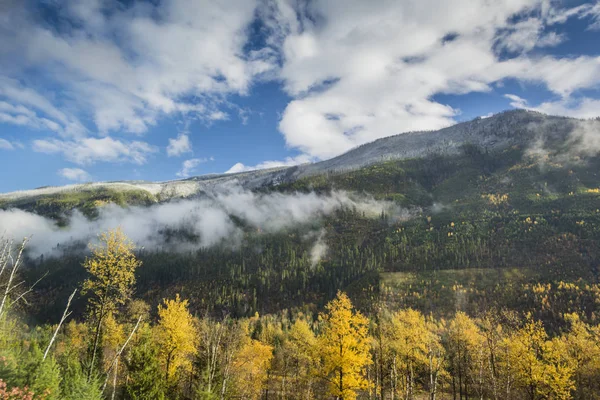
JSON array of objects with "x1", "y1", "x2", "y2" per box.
[
  {"x1": 124, "y1": 333, "x2": 165, "y2": 400},
  {"x1": 16, "y1": 147, "x2": 600, "y2": 332},
  {"x1": 60, "y1": 358, "x2": 103, "y2": 400}
]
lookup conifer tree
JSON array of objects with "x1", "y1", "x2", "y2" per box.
[{"x1": 124, "y1": 331, "x2": 165, "y2": 400}]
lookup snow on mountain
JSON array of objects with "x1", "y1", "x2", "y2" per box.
[{"x1": 0, "y1": 110, "x2": 595, "y2": 203}]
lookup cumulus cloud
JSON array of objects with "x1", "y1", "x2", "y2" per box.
[
  {"x1": 505, "y1": 94, "x2": 600, "y2": 119},
  {"x1": 0, "y1": 78, "x2": 86, "y2": 137},
  {"x1": 176, "y1": 157, "x2": 212, "y2": 178},
  {"x1": 264, "y1": 0, "x2": 600, "y2": 160},
  {"x1": 167, "y1": 134, "x2": 193, "y2": 157},
  {"x1": 0, "y1": 138, "x2": 14, "y2": 150},
  {"x1": 58, "y1": 168, "x2": 91, "y2": 182},
  {"x1": 226, "y1": 154, "x2": 312, "y2": 173},
  {"x1": 1, "y1": 0, "x2": 600, "y2": 171},
  {"x1": 32, "y1": 137, "x2": 158, "y2": 165},
  {"x1": 0, "y1": 184, "x2": 404, "y2": 257},
  {"x1": 495, "y1": 18, "x2": 564, "y2": 53},
  {"x1": 0, "y1": 0, "x2": 275, "y2": 136}
]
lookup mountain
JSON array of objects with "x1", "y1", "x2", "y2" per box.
[
  {"x1": 1, "y1": 109, "x2": 595, "y2": 212},
  {"x1": 4, "y1": 109, "x2": 600, "y2": 323}
]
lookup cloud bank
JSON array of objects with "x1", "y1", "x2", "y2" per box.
[{"x1": 0, "y1": 185, "x2": 405, "y2": 257}]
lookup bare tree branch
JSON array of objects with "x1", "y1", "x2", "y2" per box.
[
  {"x1": 101, "y1": 315, "x2": 143, "y2": 394},
  {"x1": 43, "y1": 288, "x2": 77, "y2": 361},
  {"x1": 0, "y1": 237, "x2": 29, "y2": 319}
]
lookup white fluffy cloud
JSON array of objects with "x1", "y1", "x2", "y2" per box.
[
  {"x1": 0, "y1": 138, "x2": 14, "y2": 150},
  {"x1": 266, "y1": 0, "x2": 600, "y2": 159},
  {"x1": 32, "y1": 137, "x2": 158, "y2": 165},
  {"x1": 176, "y1": 157, "x2": 213, "y2": 178},
  {"x1": 226, "y1": 154, "x2": 312, "y2": 173},
  {"x1": 167, "y1": 134, "x2": 193, "y2": 157},
  {"x1": 58, "y1": 168, "x2": 91, "y2": 182},
  {"x1": 1, "y1": 0, "x2": 600, "y2": 172},
  {"x1": 0, "y1": 184, "x2": 402, "y2": 256},
  {"x1": 0, "y1": 78, "x2": 85, "y2": 137},
  {"x1": 506, "y1": 94, "x2": 600, "y2": 119},
  {"x1": 0, "y1": 0, "x2": 275, "y2": 135}
]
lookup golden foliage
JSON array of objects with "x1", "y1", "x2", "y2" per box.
[
  {"x1": 156, "y1": 294, "x2": 198, "y2": 380},
  {"x1": 318, "y1": 291, "x2": 372, "y2": 400},
  {"x1": 482, "y1": 193, "x2": 509, "y2": 206},
  {"x1": 504, "y1": 316, "x2": 574, "y2": 399},
  {"x1": 82, "y1": 227, "x2": 142, "y2": 314},
  {"x1": 230, "y1": 339, "x2": 273, "y2": 400}
]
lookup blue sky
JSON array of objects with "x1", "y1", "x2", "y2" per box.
[{"x1": 0, "y1": 0, "x2": 599, "y2": 192}]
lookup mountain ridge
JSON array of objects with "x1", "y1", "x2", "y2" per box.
[{"x1": 0, "y1": 109, "x2": 595, "y2": 203}]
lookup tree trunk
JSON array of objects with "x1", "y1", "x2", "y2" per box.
[
  {"x1": 111, "y1": 355, "x2": 119, "y2": 400},
  {"x1": 88, "y1": 300, "x2": 106, "y2": 379}
]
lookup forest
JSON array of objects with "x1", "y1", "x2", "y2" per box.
[
  {"x1": 2, "y1": 143, "x2": 600, "y2": 399},
  {"x1": 2, "y1": 228, "x2": 600, "y2": 400},
  {"x1": 0, "y1": 229, "x2": 600, "y2": 400}
]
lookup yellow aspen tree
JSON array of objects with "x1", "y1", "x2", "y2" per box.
[
  {"x1": 445, "y1": 312, "x2": 484, "y2": 400},
  {"x1": 318, "y1": 291, "x2": 372, "y2": 400},
  {"x1": 559, "y1": 313, "x2": 600, "y2": 397},
  {"x1": 478, "y1": 312, "x2": 510, "y2": 400},
  {"x1": 544, "y1": 338, "x2": 575, "y2": 400},
  {"x1": 285, "y1": 318, "x2": 319, "y2": 399},
  {"x1": 82, "y1": 227, "x2": 142, "y2": 377},
  {"x1": 425, "y1": 317, "x2": 446, "y2": 400},
  {"x1": 504, "y1": 316, "x2": 574, "y2": 400},
  {"x1": 156, "y1": 294, "x2": 198, "y2": 381},
  {"x1": 373, "y1": 310, "x2": 394, "y2": 400},
  {"x1": 389, "y1": 309, "x2": 429, "y2": 399},
  {"x1": 230, "y1": 338, "x2": 274, "y2": 400},
  {"x1": 101, "y1": 311, "x2": 126, "y2": 399},
  {"x1": 102, "y1": 312, "x2": 125, "y2": 370}
]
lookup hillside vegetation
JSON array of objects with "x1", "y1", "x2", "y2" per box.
[
  {"x1": 13, "y1": 142, "x2": 600, "y2": 327},
  {"x1": 2, "y1": 113, "x2": 600, "y2": 398}
]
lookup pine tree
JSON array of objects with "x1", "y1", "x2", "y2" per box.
[
  {"x1": 30, "y1": 356, "x2": 61, "y2": 400},
  {"x1": 61, "y1": 358, "x2": 103, "y2": 400},
  {"x1": 124, "y1": 331, "x2": 165, "y2": 400}
]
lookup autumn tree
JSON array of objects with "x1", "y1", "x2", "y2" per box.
[
  {"x1": 82, "y1": 228, "x2": 142, "y2": 377},
  {"x1": 230, "y1": 337, "x2": 273, "y2": 399},
  {"x1": 283, "y1": 317, "x2": 320, "y2": 399},
  {"x1": 444, "y1": 312, "x2": 484, "y2": 400},
  {"x1": 318, "y1": 291, "x2": 371, "y2": 400},
  {"x1": 425, "y1": 316, "x2": 446, "y2": 400},
  {"x1": 504, "y1": 316, "x2": 574, "y2": 400},
  {"x1": 388, "y1": 309, "x2": 430, "y2": 398},
  {"x1": 156, "y1": 294, "x2": 197, "y2": 383},
  {"x1": 560, "y1": 313, "x2": 600, "y2": 398}
]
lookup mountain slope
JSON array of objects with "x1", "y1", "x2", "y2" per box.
[
  {"x1": 5, "y1": 108, "x2": 599, "y2": 323},
  {"x1": 1, "y1": 109, "x2": 595, "y2": 213}
]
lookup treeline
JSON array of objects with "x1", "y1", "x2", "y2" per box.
[
  {"x1": 3, "y1": 230, "x2": 600, "y2": 399},
  {"x1": 26, "y1": 202, "x2": 600, "y2": 323},
  {"x1": 18, "y1": 146, "x2": 600, "y2": 323}
]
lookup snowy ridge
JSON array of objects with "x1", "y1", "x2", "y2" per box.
[{"x1": 0, "y1": 110, "x2": 593, "y2": 203}]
